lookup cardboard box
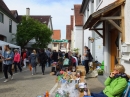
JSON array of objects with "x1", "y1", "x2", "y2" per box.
[{"x1": 77, "y1": 68, "x2": 86, "y2": 76}]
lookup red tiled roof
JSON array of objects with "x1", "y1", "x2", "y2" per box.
[
  {"x1": 0, "y1": 0, "x2": 17, "y2": 22},
  {"x1": 70, "y1": 15, "x2": 74, "y2": 30},
  {"x1": 52, "y1": 30, "x2": 61, "y2": 40},
  {"x1": 17, "y1": 15, "x2": 51, "y2": 25},
  {"x1": 66, "y1": 25, "x2": 71, "y2": 40},
  {"x1": 74, "y1": 4, "x2": 83, "y2": 26}
]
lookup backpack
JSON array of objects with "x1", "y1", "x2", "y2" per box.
[
  {"x1": 71, "y1": 57, "x2": 76, "y2": 64},
  {"x1": 63, "y1": 58, "x2": 69, "y2": 66}
]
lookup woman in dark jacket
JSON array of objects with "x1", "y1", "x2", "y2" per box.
[
  {"x1": 39, "y1": 49, "x2": 48, "y2": 75},
  {"x1": 30, "y1": 50, "x2": 37, "y2": 75}
]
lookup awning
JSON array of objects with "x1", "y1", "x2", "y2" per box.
[{"x1": 83, "y1": 0, "x2": 125, "y2": 29}]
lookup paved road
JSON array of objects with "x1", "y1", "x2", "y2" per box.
[
  {"x1": 0, "y1": 66, "x2": 56, "y2": 97},
  {"x1": 0, "y1": 66, "x2": 104, "y2": 97}
]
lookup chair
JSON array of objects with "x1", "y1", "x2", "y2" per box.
[{"x1": 122, "y1": 81, "x2": 130, "y2": 97}]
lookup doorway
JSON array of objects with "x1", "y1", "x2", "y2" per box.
[{"x1": 110, "y1": 29, "x2": 119, "y2": 71}]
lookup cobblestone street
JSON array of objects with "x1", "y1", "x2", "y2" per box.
[{"x1": 0, "y1": 67, "x2": 56, "y2": 97}]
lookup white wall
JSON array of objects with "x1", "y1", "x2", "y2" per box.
[
  {"x1": 84, "y1": 29, "x2": 92, "y2": 46},
  {"x1": 52, "y1": 43, "x2": 59, "y2": 51},
  {"x1": 98, "y1": 0, "x2": 116, "y2": 10},
  {"x1": 0, "y1": 11, "x2": 17, "y2": 43},
  {"x1": 121, "y1": 0, "x2": 130, "y2": 74},
  {"x1": 71, "y1": 30, "x2": 74, "y2": 51},
  {"x1": 124, "y1": 0, "x2": 130, "y2": 44},
  {"x1": 73, "y1": 26, "x2": 83, "y2": 55}
]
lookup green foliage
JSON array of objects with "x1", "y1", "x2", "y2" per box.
[
  {"x1": 16, "y1": 16, "x2": 53, "y2": 48},
  {"x1": 73, "y1": 48, "x2": 79, "y2": 54}
]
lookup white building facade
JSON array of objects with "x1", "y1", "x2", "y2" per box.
[
  {"x1": 80, "y1": 0, "x2": 104, "y2": 63},
  {"x1": 81, "y1": 0, "x2": 130, "y2": 76},
  {"x1": 0, "y1": 1, "x2": 17, "y2": 43}
]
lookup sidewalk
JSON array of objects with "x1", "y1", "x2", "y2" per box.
[
  {"x1": 0, "y1": 66, "x2": 56, "y2": 97},
  {"x1": 86, "y1": 77, "x2": 104, "y2": 93}
]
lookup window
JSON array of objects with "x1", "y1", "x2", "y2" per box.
[
  {"x1": 9, "y1": 19, "x2": 12, "y2": 33},
  {"x1": 0, "y1": 12, "x2": 4, "y2": 23},
  {"x1": 54, "y1": 43, "x2": 57, "y2": 47}
]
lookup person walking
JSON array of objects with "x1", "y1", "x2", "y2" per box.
[
  {"x1": 22, "y1": 50, "x2": 27, "y2": 68},
  {"x1": 39, "y1": 49, "x2": 48, "y2": 75},
  {"x1": 51, "y1": 50, "x2": 58, "y2": 62},
  {"x1": 14, "y1": 49, "x2": 22, "y2": 73},
  {"x1": 46, "y1": 48, "x2": 51, "y2": 67},
  {"x1": 0, "y1": 45, "x2": 14, "y2": 82},
  {"x1": 30, "y1": 50, "x2": 37, "y2": 75},
  {"x1": 84, "y1": 46, "x2": 89, "y2": 74}
]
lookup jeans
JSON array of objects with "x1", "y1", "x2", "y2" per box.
[
  {"x1": 91, "y1": 92, "x2": 107, "y2": 97},
  {"x1": 3, "y1": 64, "x2": 13, "y2": 79},
  {"x1": 32, "y1": 67, "x2": 36, "y2": 74},
  {"x1": 14, "y1": 62, "x2": 22, "y2": 72},
  {"x1": 85, "y1": 60, "x2": 89, "y2": 73},
  {"x1": 82, "y1": 60, "x2": 85, "y2": 66},
  {"x1": 48, "y1": 57, "x2": 51, "y2": 67},
  {"x1": 41, "y1": 63, "x2": 45, "y2": 74},
  {"x1": 23, "y1": 58, "x2": 26, "y2": 67}
]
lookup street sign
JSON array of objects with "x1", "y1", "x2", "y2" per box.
[{"x1": 52, "y1": 40, "x2": 68, "y2": 43}]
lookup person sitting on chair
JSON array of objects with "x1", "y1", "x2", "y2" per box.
[{"x1": 91, "y1": 64, "x2": 129, "y2": 97}]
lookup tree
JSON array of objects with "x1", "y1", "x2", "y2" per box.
[{"x1": 16, "y1": 16, "x2": 53, "y2": 48}]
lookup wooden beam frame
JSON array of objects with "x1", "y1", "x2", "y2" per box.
[
  {"x1": 93, "y1": 29, "x2": 103, "y2": 38},
  {"x1": 100, "y1": 16, "x2": 123, "y2": 20},
  {"x1": 103, "y1": 21, "x2": 105, "y2": 46},
  {"x1": 121, "y1": 4, "x2": 125, "y2": 42},
  {"x1": 107, "y1": 20, "x2": 122, "y2": 33},
  {"x1": 89, "y1": 28, "x2": 103, "y2": 30}
]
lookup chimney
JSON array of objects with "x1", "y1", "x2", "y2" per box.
[{"x1": 26, "y1": 8, "x2": 30, "y2": 19}]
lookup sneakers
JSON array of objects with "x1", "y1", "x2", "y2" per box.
[
  {"x1": 32, "y1": 74, "x2": 34, "y2": 75},
  {"x1": 11, "y1": 76, "x2": 13, "y2": 80},
  {"x1": 3, "y1": 79, "x2": 8, "y2": 83},
  {"x1": 23, "y1": 66, "x2": 26, "y2": 68}
]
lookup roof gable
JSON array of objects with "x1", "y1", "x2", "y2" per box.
[
  {"x1": 53, "y1": 30, "x2": 61, "y2": 40},
  {"x1": 17, "y1": 15, "x2": 51, "y2": 25},
  {"x1": 0, "y1": 0, "x2": 17, "y2": 22}
]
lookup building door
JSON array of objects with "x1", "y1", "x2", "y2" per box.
[{"x1": 110, "y1": 29, "x2": 119, "y2": 71}]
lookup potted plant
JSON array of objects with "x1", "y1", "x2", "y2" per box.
[
  {"x1": 97, "y1": 69, "x2": 104, "y2": 75},
  {"x1": 73, "y1": 48, "x2": 79, "y2": 55}
]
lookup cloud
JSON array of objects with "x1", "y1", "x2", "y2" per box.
[{"x1": 4, "y1": 0, "x2": 82, "y2": 39}]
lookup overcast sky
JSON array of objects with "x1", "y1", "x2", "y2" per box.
[{"x1": 4, "y1": 0, "x2": 82, "y2": 39}]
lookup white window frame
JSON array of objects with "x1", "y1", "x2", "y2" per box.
[
  {"x1": 96, "y1": 0, "x2": 103, "y2": 11},
  {"x1": 9, "y1": 19, "x2": 12, "y2": 33}
]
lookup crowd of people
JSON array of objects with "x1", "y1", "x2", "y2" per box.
[
  {"x1": 0, "y1": 45, "x2": 130, "y2": 97},
  {"x1": 0, "y1": 45, "x2": 83, "y2": 82}
]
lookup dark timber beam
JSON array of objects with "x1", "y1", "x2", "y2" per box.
[
  {"x1": 93, "y1": 29, "x2": 103, "y2": 38},
  {"x1": 89, "y1": 28, "x2": 103, "y2": 30},
  {"x1": 107, "y1": 20, "x2": 122, "y2": 33},
  {"x1": 100, "y1": 16, "x2": 123, "y2": 20}
]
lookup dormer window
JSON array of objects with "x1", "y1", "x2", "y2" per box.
[{"x1": 14, "y1": 12, "x2": 17, "y2": 18}]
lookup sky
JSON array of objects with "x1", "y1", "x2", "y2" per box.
[{"x1": 4, "y1": 0, "x2": 82, "y2": 39}]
